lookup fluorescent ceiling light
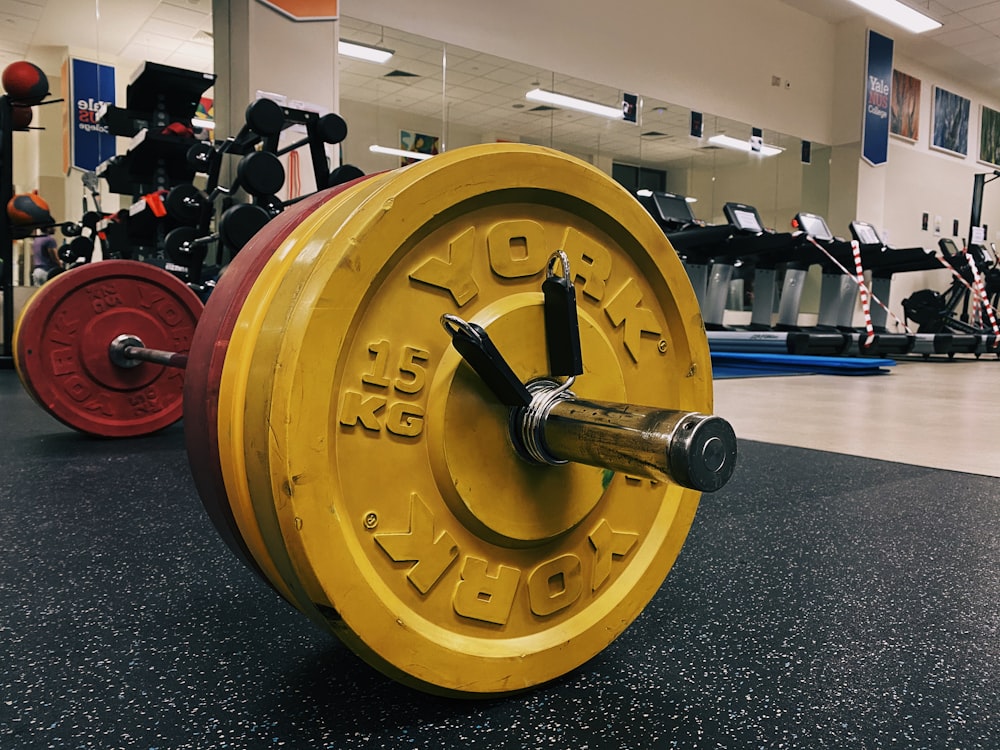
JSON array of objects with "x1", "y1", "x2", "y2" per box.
[
  {"x1": 369, "y1": 144, "x2": 434, "y2": 160},
  {"x1": 709, "y1": 134, "x2": 784, "y2": 157},
  {"x1": 339, "y1": 39, "x2": 394, "y2": 63},
  {"x1": 843, "y1": 0, "x2": 941, "y2": 33},
  {"x1": 525, "y1": 88, "x2": 623, "y2": 119}
]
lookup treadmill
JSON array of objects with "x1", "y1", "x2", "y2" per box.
[
  {"x1": 635, "y1": 190, "x2": 735, "y2": 309},
  {"x1": 637, "y1": 193, "x2": 801, "y2": 326},
  {"x1": 716, "y1": 202, "x2": 805, "y2": 331},
  {"x1": 850, "y1": 222, "x2": 978, "y2": 357},
  {"x1": 791, "y1": 212, "x2": 913, "y2": 356},
  {"x1": 702, "y1": 203, "x2": 849, "y2": 355}
]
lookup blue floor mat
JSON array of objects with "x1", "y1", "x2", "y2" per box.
[{"x1": 712, "y1": 351, "x2": 896, "y2": 378}]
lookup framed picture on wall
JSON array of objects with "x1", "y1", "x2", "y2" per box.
[
  {"x1": 931, "y1": 86, "x2": 970, "y2": 157},
  {"x1": 400, "y1": 130, "x2": 439, "y2": 165},
  {"x1": 890, "y1": 69, "x2": 920, "y2": 142},
  {"x1": 979, "y1": 105, "x2": 1000, "y2": 167}
]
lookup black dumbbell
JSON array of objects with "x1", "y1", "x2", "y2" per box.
[
  {"x1": 244, "y1": 98, "x2": 285, "y2": 138},
  {"x1": 253, "y1": 164, "x2": 366, "y2": 221},
  {"x1": 219, "y1": 203, "x2": 272, "y2": 253},
  {"x1": 164, "y1": 183, "x2": 209, "y2": 225},
  {"x1": 274, "y1": 113, "x2": 348, "y2": 156},
  {"x1": 236, "y1": 151, "x2": 285, "y2": 198},
  {"x1": 164, "y1": 202, "x2": 271, "y2": 266},
  {"x1": 328, "y1": 164, "x2": 365, "y2": 188},
  {"x1": 184, "y1": 98, "x2": 287, "y2": 185},
  {"x1": 187, "y1": 142, "x2": 216, "y2": 172}
]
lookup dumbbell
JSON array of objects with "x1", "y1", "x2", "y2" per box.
[
  {"x1": 163, "y1": 183, "x2": 208, "y2": 226},
  {"x1": 164, "y1": 202, "x2": 272, "y2": 265},
  {"x1": 272, "y1": 112, "x2": 348, "y2": 156},
  {"x1": 185, "y1": 98, "x2": 288, "y2": 199},
  {"x1": 165, "y1": 150, "x2": 286, "y2": 263},
  {"x1": 270, "y1": 112, "x2": 347, "y2": 190}
]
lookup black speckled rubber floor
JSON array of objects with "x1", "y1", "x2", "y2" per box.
[{"x1": 1, "y1": 369, "x2": 998, "y2": 749}]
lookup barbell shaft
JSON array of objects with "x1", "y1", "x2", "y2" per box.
[
  {"x1": 514, "y1": 395, "x2": 738, "y2": 493},
  {"x1": 123, "y1": 345, "x2": 188, "y2": 369},
  {"x1": 107, "y1": 325, "x2": 736, "y2": 492}
]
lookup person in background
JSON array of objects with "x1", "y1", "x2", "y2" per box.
[{"x1": 31, "y1": 226, "x2": 59, "y2": 285}]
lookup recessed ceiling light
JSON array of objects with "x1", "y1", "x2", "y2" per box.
[
  {"x1": 708, "y1": 134, "x2": 784, "y2": 157},
  {"x1": 843, "y1": 0, "x2": 941, "y2": 33},
  {"x1": 525, "y1": 88, "x2": 622, "y2": 119},
  {"x1": 339, "y1": 39, "x2": 394, "y2": 64}
]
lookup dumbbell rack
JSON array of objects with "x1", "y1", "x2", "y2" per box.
[{"x1": 96, "y1": 62, "x2": 215, "y2": 265}]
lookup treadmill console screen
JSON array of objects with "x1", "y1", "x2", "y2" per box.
[
  {"x1": 851, "y1": 221, "x2": 882, "y2": 246},
  {"x1": 796, "y1": 212, "x2": 834, "y2": 241},
  {"x1": 723, "y1": 203, "x2": 764, "y2": 233},
  {"x1": 939, "y1": 238, "x2": 960, "y2": 257},
  {"x1": 652, "y1": 191, "x2": 696, "y2": 224}
]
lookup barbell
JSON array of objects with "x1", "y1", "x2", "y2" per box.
[{"x1": 13, "y1": 144, "x2": 737, "y2": 697}]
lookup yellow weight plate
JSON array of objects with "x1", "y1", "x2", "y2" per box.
[
  {"x1": 236, "y1": 144, "x2": 712, "y2": 695},
  {"x1": 217, "y1": 173, "x2": 395, "y2": 622}
]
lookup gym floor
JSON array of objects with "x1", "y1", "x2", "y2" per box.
[{"x1": 1, "y1": 356, "x2": 998, "y2": 749}]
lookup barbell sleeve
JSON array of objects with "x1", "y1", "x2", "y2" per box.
[
  {"x1": 108, "y1": 334, "x2": 189, "y2": 370},
  {"x1": 511, "y1": 388, "x2": 737, "y2": 493}
]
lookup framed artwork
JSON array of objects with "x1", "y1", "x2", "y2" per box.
[
  {"x1": 979, "y1": 105, "x2": 1000, "y2": 167},
  {"x1": 400, "y1": 130, "x2": 439, "y2": 165},
  {"x1": 890, "y1": 69, "x2": 920, "y2": 141},
  {"x1": 931, "y1": 86, "x2": 970, "y2": 157}
]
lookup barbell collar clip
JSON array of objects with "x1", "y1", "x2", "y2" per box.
[
  {"x1": 542, "y1": 250, "x2": 584, "y2": 378},
  {"x1": 441, "y1": 314, "x2": 533, "y2": 408}
]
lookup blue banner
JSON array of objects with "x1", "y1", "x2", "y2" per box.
[
  {"x1": 862, "y1": 30, "x2": 893, "y2": 166},
  {"x1": 70, "y1": 58, "x2": 116, "y2": 172}
]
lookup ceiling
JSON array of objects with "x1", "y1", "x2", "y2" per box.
[{"x1": 6, "y1": 0, "x2": 1000, "y2": 168}]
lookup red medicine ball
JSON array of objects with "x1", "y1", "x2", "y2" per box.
[
  {"x1": 7, "y1": 191, "x2": 52, "y2": 226},
  {"x1": 2, "y1": 61, "x2": 49, "y2": 104}
]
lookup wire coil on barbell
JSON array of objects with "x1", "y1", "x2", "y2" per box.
[{"x1": 512, "y1": 378, "x2": 577, "y2": 466}]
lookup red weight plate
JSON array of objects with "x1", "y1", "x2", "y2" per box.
[
  {"x1": 184, "y1": 175, "x2": 376, "y2": 573},
  {"x1": 15, "y1": 261, "x2": 203, "y2": 437}
]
